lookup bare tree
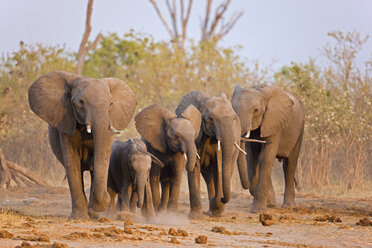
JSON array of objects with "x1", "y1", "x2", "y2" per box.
[
  {"x1": 149, "y1": 0, "x2": 242, "y2": 48},
  {"x1": 149, "y1": 0, "x2": 193, "y2": 49},
  {"x1": 75, "y1": 0, "x2": 102, "y2": 74},
  {"x1": 201, "y1": 0, "x2": 243, "y2": 42}
]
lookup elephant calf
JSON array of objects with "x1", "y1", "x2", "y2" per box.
[
  {"x1": 107, "y1": 138, "x2": 163, "y2": 218},
  {"x1": 135, "y1": 104, "x2": 201, "y2": 213}
]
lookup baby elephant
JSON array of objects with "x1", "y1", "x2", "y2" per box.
[{"x1": 107, "y1": 138, "x2": 164, "y2": 218}]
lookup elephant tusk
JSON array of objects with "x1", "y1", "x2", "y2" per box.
[
  {"x1": 196, "y1": 152, "x2": 201, "y2": 160},
  {"x1": 86, "y1": 124, "x2": 92, "y2": 133},
  {"x1": 183, "y1": 152, "x2": 187, "y2": 161},
  {"x1": 234, "y1": 142, "x2": 247, "y2": 155},
  {"x1": 217, "y1": 140, "x2": 221, "y2": 151},
  {"x1": 245, "y1": 130, "x2": 250, "y2": 138},
  {"x1": 109, "y1": 125, "x2": 121, "y2": 134},
  {"x1": 240, "y1": 137, "x2": 269, "y2": 144}
]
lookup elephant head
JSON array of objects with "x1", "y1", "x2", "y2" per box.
[
  {"x1": 127, "y1": 139, "x2": 164, "y2": 209},
  {"x1": 28, "y1": 71, "x2": 136, "y2": 212},
  {"x1": 135, "y1": 104, "x2": 201, "y2": 173},
  {"x1": 231, "y1": 84, "x2": 294, "y2": 138},
  {"x1": 176, "y1": 91, "x2": 243, "y2": 207}
]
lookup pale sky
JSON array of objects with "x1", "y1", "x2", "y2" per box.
[{"x1": 0, "y1": 0, "x2": 371, "y2": 70}]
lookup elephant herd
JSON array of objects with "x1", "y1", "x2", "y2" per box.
[{"x1": 28, "y1": 71, "x2": 305, "y2": 220}]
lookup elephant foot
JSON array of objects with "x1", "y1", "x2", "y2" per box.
[
  {"x1": 267, "y1": 198, "x2": 276, "y2": 208},
  {"x1": 209, "y1": 197, "x2": 225, "y2": 216},
  {"x1": 251, "y1": 200, "x2": 267, "y2": 213},
  {"x1": 88, "y1": 208, "x2": 100, "y2": 219},
  {"x1": 69, "y1": 210, "x2": 90, "y2": 220},
  {"x1": 91, "y1": 191, "x2": 110, "y2": 212},
  {"x1": 282, "y1": 200, "x2": 296, "y2": 208},
  {"x1": 188, "y1": 209, "x2": 203, "y2": 220}
]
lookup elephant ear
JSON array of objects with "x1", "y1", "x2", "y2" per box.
[
  {"x1": 28, "y1": 71, "x2": 82, "y2": 135},
  {"x1": 231, "y1": 85, "x2": 243, "y2": 107},
  {"x1": 175, "y1": 91, "x2": 209, "y2": 115},
  {"x1": 179, "y1": 105, "x2": 202, "y2": 141},
  {"x1": 260, "y1": 86, "x2": 294, "y2": 137},
  {"x1": 104, "y1": 78, "x2": 137, "y2": 130},
  {"x1": 135, "y1": 104, "x2": 176, "y2": 153}
]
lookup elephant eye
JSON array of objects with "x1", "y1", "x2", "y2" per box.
[
  {"x1": 254, "y1": 108, "x2": 259, "y2": 113},
  {"x1": 174, "y1": 134, "x2": 179, "y2": 139},
  {"x1": 79, "y1": 99, "x2": 84, "y2": 105}
]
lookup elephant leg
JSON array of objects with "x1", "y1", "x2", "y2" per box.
[
  {"x1": 252, "y1": 133, "x2": 280, "y2": 213},
  {"x1": 209, "y1": 160, "x2": 224, "y2": 216},
  {"x1": 59, "y1": 133, "x2": 89, "y2": 219},
  {"x1": 119, "y1": 182, "x2": 132, "y2": 212},
  {"x1": 283, "y1": 150, "x2": 300, "y2": 207},
  {"x1": 267, "y1": 177, "x2": 276, "y2": 208},
  {"x1": 129, "y1": 190, "x2": 137, "y2": 213},
  {"x1": 159, "y1": 180, "x2": 170, "y2": 212},
  {"x1": 201, "y1": 163, "x2": 215, "y2": 201},
  {"x1": 144, "y1": 181, "x2": 156, "y2": 219},
  {"x1": 106, "y1": 186, "x2": 117, "y2": 218},
  {"x1": 150, "y1": 174, "x2": 161, "y2": 211},
  {"x1": 168, "y1": 154, "x2": 186, "y2": 211},
  {"x1": 88, "y1": 171, "x2": 100, "y2": 219},
  {"x1": 187, "y1": 162, "x2": 202, "y2": 218},
  {"x1": 247, "y1": 142, "x2": 261, "y2": 196}
]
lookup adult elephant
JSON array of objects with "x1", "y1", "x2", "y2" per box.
[
  {"x1": 175, "y1": 91, "x2": 247, "y2": 217},
  {"x1": 28, "y1": 71, "x2": 136, "y2": 219},
  {"x1": 231, "y1": 84, "x2": 305, "y2": 212},
  {"x1": 135, "y1": 104, "x2": 201, "y2": 212}
]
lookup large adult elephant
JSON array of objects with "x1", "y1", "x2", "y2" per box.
[
  {"x1": 28, "y1": 71, "x2": 136, "y2": 219},
  {"x1": 135, "y1": 104, "x2": 201, "y2": 212},
  {"x1": 231, "y1": 84, "x2": 305, "y2": 212},
  {"x1": 175, "y1": 91, "x2": 247, "y2": 217}
]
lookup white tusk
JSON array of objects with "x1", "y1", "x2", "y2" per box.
[
  {"x1": 217, "y1": 140, "x2": 221, "y2": 151},
  {"x1": 109, "y1": 125, "x2": 121, "y2": 134},
  {"x1": 234, "y1": 142, "x2": 247, "y2": 155},
  {"x1": 245, "y1": 130, "x2": 250, "y2": 138},
  {"x1": 86, "y1": 124, "x2": 92, "y2": 133},
  {"x1": 183, "y1": 152, "x2": 187, "y2": 161},
  {"x1": 196, "y1": 152, "x2": 201, "y2": 160}
]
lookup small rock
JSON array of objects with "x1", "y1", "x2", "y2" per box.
[
  {"x1": 0, "y1": 230, "x2": 13, "y2": 238},
  {"x1": 259, "y1": 213, "x2": 274, "y2": 226},
  {"x1": 356, "y1": 217, "x2": 372, "y2": 226},
  {"x1": 168, "y1": 227, "x2": 177, "y2": 236},
  {"x1": 51, "y1": 242, "x2": 69, "y2": 248},
  {"x1": 170, "y1": 237, "x2": 180, "y2": 244},
  {"x1": 15, "y1": 241, "x2": 32, "y2": 248},
  {"x1": 124, "y1": 218, "x2": 133, "y2": 226},
  {"x1": 231, "y1": 216, "x2": 236, "y2": 219},
  {"x1": 99, "y1": 217, "x2": 110, "y2": 223},
  {"x1": 195, "y1": 235, "x2": 208, "y2": 244}
]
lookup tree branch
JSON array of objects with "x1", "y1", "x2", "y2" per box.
[{"x1": 149, "y1": 0, "x2": 175, "y2": 39}]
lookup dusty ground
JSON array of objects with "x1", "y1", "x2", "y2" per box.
[{"x1": 0, "y1": 186, "x2": 371, "y2": 248}]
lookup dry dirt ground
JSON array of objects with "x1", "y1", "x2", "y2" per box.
[{"x1": 0, "y1": 187, "x2": 371, "y2": 248}]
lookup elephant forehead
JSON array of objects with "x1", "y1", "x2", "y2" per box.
[
  {"x1": 168, "y1": 118, "x2": 194, "y2": 134},
  {"x1": 132, "y1": 154, "x2": 152, "y2": 168},
  {"x1": 204, "y1": 98, "x2": 235, "y2": 116},
  {"x1": 72, "y1": 79, "x2": 111, "y2": 100},
  {"x1": 238, "y1": 89, "x2": 266, "y2": 107}
]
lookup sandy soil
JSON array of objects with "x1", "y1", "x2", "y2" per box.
[{"x1": 0, "y1": 186, "x2": 371, "y2": 248}]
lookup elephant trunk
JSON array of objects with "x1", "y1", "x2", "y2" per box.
[
  {"x1": 185, "y1": 138, "x2": 197, "y2": 172},
  {"x1": 237, "y1": 141, "x2": 250, "y2": 189},
  {"x1": 220, "y1": 133, "x2": 235, "y2": 204},
  {"x1": 136, "y1": 175, "x2": 147, "y2": 209},
  {"x1": 91, "y1": 113, "x2": 112, "y2": 212}
]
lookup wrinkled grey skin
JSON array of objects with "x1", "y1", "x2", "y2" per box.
[
  {"x1": 106, "y1": 139, "x2": 163, "y2": 219},
  {"x1": 176, "y1": 91, "x2": 244, "y2": 217},
  {"x1": 28, "y1": 71, "x2": 136, "y2": 219},
  {"x1": 135, "y1": 104, "x2": 201, "y2": 212},
  {"x1": 231, "y1": 84, "x2": 305, "y2": 213}
]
